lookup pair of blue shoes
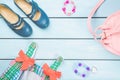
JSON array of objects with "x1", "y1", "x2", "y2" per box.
[{"x1": 0, "y1": 0, "x2": 49, "y2": 37}]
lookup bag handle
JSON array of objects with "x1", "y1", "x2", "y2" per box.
[
  {"x1": 87, "y1": 0, "x2": 120, "y2": 56},
  {"x1": 87, "y1": 0, "x2": 105, "y2": 37}
]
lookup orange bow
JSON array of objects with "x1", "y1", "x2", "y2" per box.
[
  {"x1": 15, "y1": 50, "x2": 35, "y2": 70},
  {"x1": 42, "y1": 64, "x2": 61, "y2": 80}
]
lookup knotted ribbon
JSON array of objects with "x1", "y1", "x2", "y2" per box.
[
  {"x1": 15, "y1": 50, "x2": 35, "y2": 70},
  {"x1": 42, "y1": 64, "x2": 61, "y2": 80}
]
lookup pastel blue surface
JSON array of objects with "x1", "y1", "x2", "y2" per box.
[{"x1": 0, "y1": 0, "x2": 120, "y2": 79}]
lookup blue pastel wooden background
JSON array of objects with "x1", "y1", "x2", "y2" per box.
[{"x1": 0, "y1": 0, "x2": 120, "y2": 80}]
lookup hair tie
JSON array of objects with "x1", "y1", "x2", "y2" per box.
[
  {"x1": 73, "y1": 62, "x2": 91, "y2": 78},
  {"x1": 62, "y1": 0, "x2": 76, "y2": 16}
]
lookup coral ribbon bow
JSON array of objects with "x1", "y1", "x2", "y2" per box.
[
  {"x1": 15, "y1": 50, "x2": 35, "y2": 70},
  {"x1": 42, "y1": 64, "x2": 61, "y2": 80}
]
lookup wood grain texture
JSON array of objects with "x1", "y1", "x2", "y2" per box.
[
  {"x1": 0, "y1": 18, "x2": 104, "y2": 38},
  {"x1": 0, "y1": 60, "x2": 120, "y2": 80},
  {"x1": 0, "y1": 0, "x2": 120, "y2": 79},
  {"x1": 0, "y1": 0, "x2": 120, "y2": 17},
  {"x1": 0, "y1": 40, "x2": 120, "y2": 59}
]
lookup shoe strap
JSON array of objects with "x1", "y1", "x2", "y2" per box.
[
  {"x1": 0, "y1": 4, "x2": 24, "y2": 29},
  {"x1": 12, "y1": 16, "x2": 23, "y2": 29},
  {"x1": 27, "y1": 0, "x2": 39, "y2": 19},
  {"x1": 3, "y1": 14, "x2": 23, "y2": 30}
]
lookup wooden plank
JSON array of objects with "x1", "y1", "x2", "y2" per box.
[
  {"x1": 0, "y1": 60, "x2": 120, "y2": 80},
  {"x1": 0, "y1": 18, "x2": 104, "y2": 38},
  {"x1": 0, "y1": 0, "x2": 120, "y2": 79},
  {"x1": 0, "y1": 0, "x2": 120, "y2": 17},
  {"x1": 0, "y1": 40, "x2": 120, "y2": 59}
]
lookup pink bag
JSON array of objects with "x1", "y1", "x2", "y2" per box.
[{"x1": 87, "y1": 0, "x2": 120, "y2": 56}]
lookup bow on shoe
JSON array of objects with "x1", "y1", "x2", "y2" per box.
[
  {"x1": 42, "y1": 64, "x2": 61, "y2": 80},
  {"x1": 15, "y1": 50, "x2": 35, "y2": 70}
]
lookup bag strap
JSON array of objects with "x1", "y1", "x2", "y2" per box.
[
  {"x1": 87, "y1": 0, "x2": 120, "y2": 55},
  {"x1": 87, "y1": 0, "x2": 105, "y2": 37}
]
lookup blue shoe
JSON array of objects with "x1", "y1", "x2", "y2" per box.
[
  {"x1": 0, "y1": 4, "x2": 32, "y2": 37},
  {"x1": 14, "y1": 0, "x2": 50, "y2": 29}
]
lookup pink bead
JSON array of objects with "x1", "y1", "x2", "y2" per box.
[
  {"x1": 62, "y1": 8, "x2": 66, "y2": 12},
  {"x1": 65, "y1": 0, "x2": 69, "y2": 4},
  {"x1": 72, "y1": 8, "x2": 76, "y2": 12}
]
